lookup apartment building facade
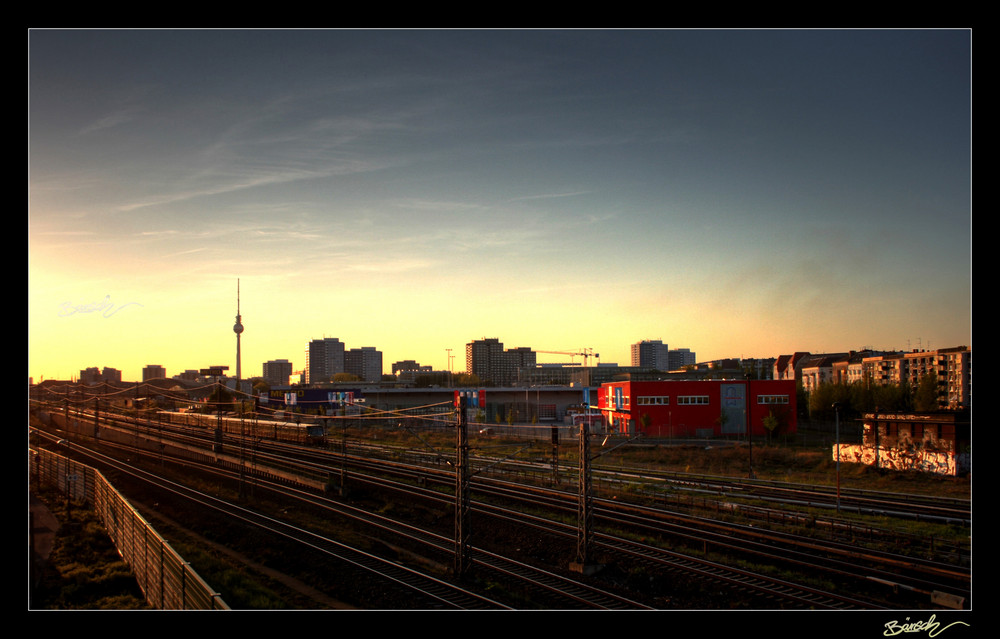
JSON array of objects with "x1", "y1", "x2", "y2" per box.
[
  {"x1": 305, "y1": 337, "x2": 345, "y2": 384},
  {"x1": 262, "y1": 359, "x2": 293, "y2": 387},
  {"x1": 142, "y1": 365, "x2": 166, "y2": 381},
  {"x1": 778, "y1": 347, "x2": 971, "y2": 409},
  {"x1": 466, "y1": 338, "x2": 536, "y2": 387},
  {"x1": 345, "y1": 347, "x2": 384, "y2": 383},
  {"x1": 631, "y1": 339, "x2": 669, "y2": 369}
]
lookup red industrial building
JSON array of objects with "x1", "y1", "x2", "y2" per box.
[{"x1": 597, "y1": 379, "x2": 797, "y2": 438}]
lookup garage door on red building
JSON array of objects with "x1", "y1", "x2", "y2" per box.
[{"x1": 719, "y1": 383, "x2": 746, "y2": 435}]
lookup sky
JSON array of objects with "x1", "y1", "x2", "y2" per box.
[{"x1": 28, "y1": 29, "x2": 972, "y2": 383}]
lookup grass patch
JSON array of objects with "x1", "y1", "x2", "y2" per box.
[
  {"x1": 31, "y1": 491, "x2": 148, "y2": 609},
  {"x1": 165, "y1": 540, "x2": 288, "y2": 609}
]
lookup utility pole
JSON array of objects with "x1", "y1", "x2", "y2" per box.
[
  {"x1": 551, "y1": 423, "x2": 560, "y2": 485},
  {"x1": 571, "y1": 416, "x2": 598, "y2": 574},
  {"x1": 238, "y1": 410, "x2": 246, "y2": 498},
  {"x1": 833, "y1": 402, "x2": 842, "y2": 513},
  {"x1": 745, "y1": 375, "x2": 755, "y2": 479},
  {"x1": 215, "y1": 381, "x2": 223, "y2": 453},
  {"x1": 454, "y1": 392, "x2": 470, "y2": 579},
  {"x1": 446, "y1": 348, "x2": 454, "y2": 386},
  {"x1": 873, "y1": 406, "x2": 880, "y2": 470},
  {"x1": 341, "y1": 409, "x2": 349, "y2": 497}
]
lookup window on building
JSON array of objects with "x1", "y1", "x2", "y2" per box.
[
  {"x1": 637, "y1": 396, "x2": 670, "y2": 405},
  {"x1": 757, "y1": 395, "x2": 789, "y2": 405},
  {"x1": 677, "y1": 395, "x2": 709, "y2": 405},
  {"x1": 924, "y1": 424, "x2": 939, "y2": 444}
]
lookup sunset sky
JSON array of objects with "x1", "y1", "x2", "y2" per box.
[{"x1": 28, "y1": 29, "x2": 971, "y2": 383}]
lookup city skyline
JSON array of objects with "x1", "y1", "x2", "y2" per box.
[{"x1": 29, "y1": 29, "x2": 972, "y2": 383}]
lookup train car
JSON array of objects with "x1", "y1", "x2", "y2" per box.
[
  {"x1": 304, "y1": 424, "x2": 327, "y2": 446},
  {"x1": 158, "y1": 410, "x2": 328, "y2": 447}
]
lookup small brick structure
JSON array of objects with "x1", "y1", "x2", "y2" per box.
[{"x1": 835, "y1": 410, "x2": 970, "y2": 476}]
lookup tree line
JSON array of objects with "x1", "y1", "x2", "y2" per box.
[{"x1": 805, "y1": 372, "x2": 943, "y2": 420}]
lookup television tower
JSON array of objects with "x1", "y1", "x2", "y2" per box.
[{"x1": 234, "y1": 279, "x2": 244, "y2": 382}]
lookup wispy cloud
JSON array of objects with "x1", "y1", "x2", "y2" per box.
[
  {"x1": 343, "y1": 257, "x2": 437, "y2": 274},
  {"x1": 77, "y1": 108, "x2": 139, "y2": 136},
  {"x1": 508, "y1": 191, "x2": 591, "y2": 202}
]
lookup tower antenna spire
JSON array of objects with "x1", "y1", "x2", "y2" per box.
[{"x1": 234, "y1": 278, "x2": 244, "y2": 383}]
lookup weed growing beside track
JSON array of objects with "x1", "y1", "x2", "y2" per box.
[{"x1": 30, "y1": 488, "x2": 148, "y2": 610}]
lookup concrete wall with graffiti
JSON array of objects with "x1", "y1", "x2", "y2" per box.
[{"x1": 834, "y1": 443, "x2": 970, "y2": 476}]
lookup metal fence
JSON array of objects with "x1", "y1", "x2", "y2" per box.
[{"x1": 29, "y1": 447, "x2": 230, "y2": 610}]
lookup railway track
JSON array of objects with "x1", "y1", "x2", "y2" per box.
[
  {"x1": 31, "y1": 430, "x2": 507, "y2": 609},
  {"x1": 30, "y1": 426, "x2": 652, "y2": 609},
  {"x1": 467, "y1": 473, "x2": 970, "y2": 605},
  {"x1": 589, "y1": 463, "x2": 971, "y2": 524},
  {"x1": 330, "y1": 439, "x2": 971, "y2": 563},
  {"x1": 313, "y1": 453, "x2": 918, "y2": 608},
  {"x1": 306, "y1": 448, "x2": 970, "y2": 608},
  {"x1": 31, "y1": 406, "x2": 971, "y2": 610}
]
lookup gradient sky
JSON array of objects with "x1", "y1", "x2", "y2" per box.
[{"x1": 28, "y1": 29, "x2": 972, "y2": 382}]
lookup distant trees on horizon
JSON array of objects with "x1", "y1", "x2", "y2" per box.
[{"x1": 805, "y1": 372, "x2": 946, "y2": 420}]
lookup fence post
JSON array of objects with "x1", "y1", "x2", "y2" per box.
[{"x1": 160, "y1": 539, "x2": 166, "y2": 608}]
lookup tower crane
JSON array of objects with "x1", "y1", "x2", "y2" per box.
[{"x1": 535, "y1": 348, "x2": 600, "y2": 366}]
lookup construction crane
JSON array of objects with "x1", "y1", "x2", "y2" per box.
[{"x1": 535, "y1": 348, "x2": 600, "y2": 366}]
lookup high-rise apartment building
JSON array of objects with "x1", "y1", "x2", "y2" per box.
[
  {"x1": 668, "y1": 348, "x2": 696, "y2": 371},
  {"x1": 901, "y1": 346, "x2": 972, "y2": 409},
  {"x1": 345, "y1": 347, "x2": 383, "y2": 383},
  {"x1": 938, "y1": 347, "x2": 972, "y2": 409},
  {"x1": 305, "y1": 338, "x2": 345, "y2": 384},
  {"x1": 466, "y1": 338, "x2": 536, "y2": 387},
  {"x1": 467, "y1": 338, "x2": 504, "y2": 384},
  {"x1": 143, "y1": 365, "x2": 166, "y2": 381},
  {"x1": 262, "y1": 359, "x2": 293, "y2": 387},
  {"x1": 80, "y1": 366, "x2": 122, "y2": 384},
  {"x1": 504, "y1": 347, "x2": 537, "y2": 384},
  {"x1": 631, "y1": 340, "x2": 669, "y2": 370}
]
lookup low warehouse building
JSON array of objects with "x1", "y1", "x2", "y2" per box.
[{"x1": 597, "y1": 379, "x2": 797, "y2": 438}]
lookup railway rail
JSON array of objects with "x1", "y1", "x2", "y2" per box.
[
  {"x1": 336, "y1": 456, "x2": 965, "y2": 609},
  {"x1": 31, "y1": 429, "x2": 509, "y2": 610},
  {"x1": 589, "y1": 463, "x2": 971, "y2": 524},
  {"x1": 30, "y1": 425, "x2": 652, "y2": 610},
  {"x1": 277, "y1": 441, "x2": 970, "y2": 581},
  {"x1": 31, "y1": 403, "x2": 971, "y2": 610}
]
